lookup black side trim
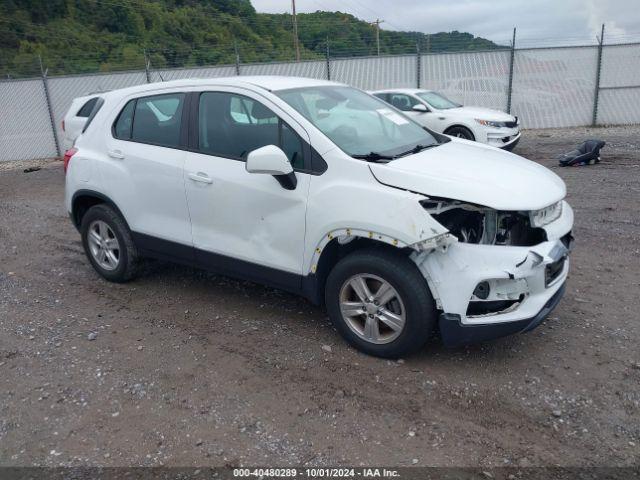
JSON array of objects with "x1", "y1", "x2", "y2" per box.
[
  {"x1": 274, "y1": 171, "x2": 298, "y2": 190},
  {"x1": 131, "y1": 232, "x2": 320, "y2": 302},
  {"x1": 438, "y1": 283, "x2": 566, "y2": 347},
  {"x1": 71, "y1": 189, "x2": 127, "y2": 229},
  {"x1": 132, "y1": 232, "x2": 195, "y2": 265}
]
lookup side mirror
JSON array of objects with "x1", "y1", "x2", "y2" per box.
[
  {"x1": 412, "y1": 103, "x2": 428, "y2": 113},
  {"x1": 246, "y1": 145, "x2": 297, "y2": 190}
]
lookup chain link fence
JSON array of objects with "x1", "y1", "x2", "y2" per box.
[{"x1": 1, "y1": 42, "x2": 639, "y2": 162}]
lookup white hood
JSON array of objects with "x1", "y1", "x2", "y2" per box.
[
  {"x1": 368, "y1": 140, "x2": 565, "y2": 211},
  {"x1": 445, "y1": 106, "x2": 515, "y2": 122}
]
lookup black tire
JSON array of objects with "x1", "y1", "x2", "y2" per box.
[
  {"x1": 325, "y1": 248, "x2": 437, "y2": 358},
  {"x1": 80, "y1": 204, "x2": 139, "y2": 283},
  {"x1": 446, "y1": 125, "x2": 475, "y2": 141}
]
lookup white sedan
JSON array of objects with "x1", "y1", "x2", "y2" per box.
[{"x1": 371, "y1": 88, "x2": 521, "y2": 151}]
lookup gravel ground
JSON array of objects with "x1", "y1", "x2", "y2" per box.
[{"x1": 0, "y1": 126, "x2": 639, "y2": 470}]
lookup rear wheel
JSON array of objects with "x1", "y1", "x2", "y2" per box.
[
  {"x1": 446, "y1": 126, "x2": 475, "y2": 141},
  {"x1": 325, "y1": 248, "x2": 437, "y2": 358},
  {"x1": 80, "y1": 204, "x2": 139, "y2": 282}
]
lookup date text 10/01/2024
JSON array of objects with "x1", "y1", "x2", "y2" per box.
[{"x1": 233, "y1": 468, "x2": 401, "y2": 477}]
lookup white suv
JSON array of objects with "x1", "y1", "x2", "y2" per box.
[
  {"x1": 61, "y1": 94, "x2": 103, "y2": 151},
  {"x1": 371, "y1": 88, "x2": 521, "y2": 151},
  {"x1": 65, "y1": 76, "x2": 573, "y2": 358}
]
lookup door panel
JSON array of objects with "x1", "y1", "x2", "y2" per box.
[
  {"x1": 184, "y1": 88, "x2": 311, "y2": 278},
  {"x1": 102, "y1": 140, "x2": 192, "y2": 246},
  {"x1": 101, "y1": 93, "x2": 192, "y2": 247},
  {"x1": 185, "y1": 152, "x2": 309, "y2": 274}
]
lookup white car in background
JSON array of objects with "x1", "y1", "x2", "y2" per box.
[
  {"x1": 371, "y1": 88, "x2": 521, "y2": 151},
  {"x1": 61, "y1": 94, "x2": 103, "y2": 151}
]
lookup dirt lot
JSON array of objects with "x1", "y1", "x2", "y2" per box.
[{"x1": 0, "y1": 126, "x2": 639, "y2": 469}]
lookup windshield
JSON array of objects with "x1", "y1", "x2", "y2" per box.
[
  {"x1": 276, "y1": 86, "x2": 439, "y2": 158},
  {"x1": 416, "y1": 91, "x2": 461, "y2": 110}
]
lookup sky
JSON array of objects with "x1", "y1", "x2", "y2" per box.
[{"x1": 249, "y1": 0, "x2": 640, "y2": 46}]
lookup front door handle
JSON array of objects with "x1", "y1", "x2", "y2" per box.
[
  {"x1": 188, "y1": 172, "x2": 213, "y2": 184},
  {"x1": 108, "y1": 150, "x2": 125, "y2": 160}
]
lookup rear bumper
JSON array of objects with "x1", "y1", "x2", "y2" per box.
[{"x1": 438, "y1": 282, "x2": 566, "y2": 347}]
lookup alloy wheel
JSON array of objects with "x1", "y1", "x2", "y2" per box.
[
  {"x1": 87, "y1": 220, "x2": 120, "y2": 271},
  {"x1": 338, "y1": 274, "x2": 406, "y2": 344}
]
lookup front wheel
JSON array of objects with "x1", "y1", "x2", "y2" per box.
[
  {"x1": 446, "y1": 126, "x2": 475, "y2": 141},
  {"x1": 325, "y1": 248, "x2": 437, "y2": 358}
]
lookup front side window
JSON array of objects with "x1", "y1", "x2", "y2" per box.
[
  {"x1": 131, "y1": 93, "x2": 185, "y2": 147},
  {"x1": 198, "y1": 92, "x2": 304, "y2": 169},
  {"x1": 416, "y1": 91, "x2": 462, "y2": 110},
  {"x1": 277, "y1": 86, "x2": 440, "y2": 159},
  {"x1": 388, "y1": 93, "x2": 419, "y2": 111}
]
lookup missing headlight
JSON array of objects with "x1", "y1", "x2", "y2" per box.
[{"x1": 421, "y1": 199, "x2": 547, "y2": 246}]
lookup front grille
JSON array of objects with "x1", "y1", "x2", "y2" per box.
[{"x1": 545, "y1": 257, "x2": 566, "y2": 286}]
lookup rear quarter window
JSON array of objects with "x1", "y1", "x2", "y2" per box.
[
  {"x1": 76, "y1": 97, "x2": 99, "y2": 117},
  {"x1": 113, "y1": 100, "x2": 135, "y2": 140}
]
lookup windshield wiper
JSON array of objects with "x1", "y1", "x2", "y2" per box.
[
  {"x1": 351, "y1": 152, "x2": 394, "y2": 162},
  {"x1": 394, "y1": 143, "x2": 439, "y2": 158}
]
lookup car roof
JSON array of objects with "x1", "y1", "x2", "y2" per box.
[
  {"x1": 101, "y1": 76, "x2": 344, "y2": 101},
  {"x1": 370, "y1": 88, "x2": 433, "y2": 95}
]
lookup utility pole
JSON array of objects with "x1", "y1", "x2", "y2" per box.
[
  {"x1": 291, "y1": 0, "x2": 301, "y2": 61},
  {"x1": 370, "y1": 18, "x2": 384, "y2": 56}
]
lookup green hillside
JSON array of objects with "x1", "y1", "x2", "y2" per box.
[{"x1": 0, "y1": 0, "x2": 503, "y2": 78}]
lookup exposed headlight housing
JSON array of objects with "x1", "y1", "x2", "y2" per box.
[
  {"x1": 475, "y1": 119, "x2": 508, "y2": 128},
  {"x1": 529, "y1": 201, "x2": 563, "y2": 227},
  {"x1": 421, "y1": 198, "x2": 547, "y2": 247}
]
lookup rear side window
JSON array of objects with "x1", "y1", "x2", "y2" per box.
[
  {"x1": 132, "y1": 94, "x2": 185, "y2": 147},
  {"x1": 76, "y1": 97, "x2": 98, "y2": 117},
  {"x1": 112, "y1": 93, "x2": 185, "y2": 148}
]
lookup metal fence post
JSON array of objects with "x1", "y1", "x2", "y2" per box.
[
  {"x1": 143, "y1": 49, "x2": 151, "y2": 83},
  {"x1": 592, "y1": 24, "x2": 605, "y2": 126},
  {"x1": 326, "y1": 37, "x2": 331, "y2": 81},
  {"x1": 506, "y1": 27, "x2": 516, "y2": 114},
  {"x1": 416, "y1": 39, "x2": 421, "y2": 88},
  {"x1": 234, "y1": 40, "x2": 241, "y2": 75},
  {"x1": 39, "y1": 56, "x2": 61, "y2": 158}
]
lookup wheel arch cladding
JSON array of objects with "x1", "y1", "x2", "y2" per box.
[
  {"x1": 309, "y1": 234, "x2": 416, "y2": 307},
  {"x1": 71, "y1": 190, "x2": 127, "y2": 229},
  {"x1": 444, "y1": 124, "x2": 475, "y2": 140}
]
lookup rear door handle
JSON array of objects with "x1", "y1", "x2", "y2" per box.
[
  {"x1": 108, "y1": 150, "x2": 125, "y2": 160},
  {"x1": 188, "y1": 172, "x2": 213, "y2": 184}
]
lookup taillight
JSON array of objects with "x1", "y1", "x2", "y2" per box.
[
  {"x1": 61, "y1": 120, "x2": 65, "y2": 132},
  {"x1": 63, "y1": 148, "x2": 78, "y2": 174}
]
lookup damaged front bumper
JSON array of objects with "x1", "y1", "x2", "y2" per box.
[{"x1": 411, "y1": 205, "x2": 573, "y2": 347}]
